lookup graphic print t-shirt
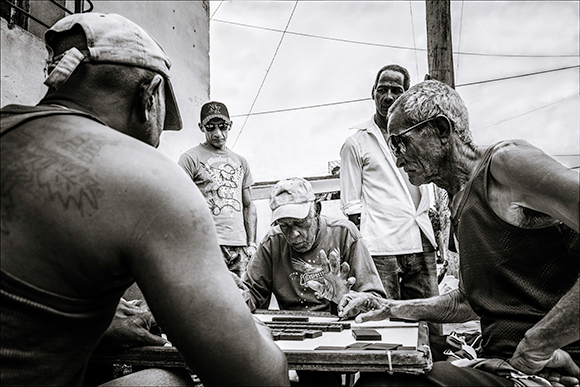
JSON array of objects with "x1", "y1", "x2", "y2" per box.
[{"x1": 178, "y1": 143, "x2": 253, "y2": 245}]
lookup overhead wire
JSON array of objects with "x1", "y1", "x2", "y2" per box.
[
  {"x1": 457, "y1": 65, "x2": 579, "y2": 87},
  {"x1": 212, "y1": 18, "x2": 579, "y2": 58},
  {"x1": 210, "y1": 1, "x2": 224, "y2": 20},
  {"x1": 473, "y1": 93, "x2": 578, "y2": 132},
  {"x1": 456, "y1": 0, "x2": 465, "y2": 73},
  {"x1": 231, "y1": 1, "x2": 299, "y2": 148},
  {"x1": 408, "y1": 1, "x2": 420, "y2": 82},
  {"x1": 212, "y1": 4, "x2": 578, "y2": 154},
  {"x1": 229, "y1": 65, "x2": 579, "y2": 118}
]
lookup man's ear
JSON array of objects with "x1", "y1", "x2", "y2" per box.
[
  {"x1": 137, "y1": 74, "x2": 163, "y2": 123},
  {"x1": 198, "y1": 122, "x2": 204, "y2": 133},
  {"x1": 371, "y1": 86, "x2": 376, "y2": 99},
  {"x1": 434, "y1": 115, "x2": 451, "y2": 142}
]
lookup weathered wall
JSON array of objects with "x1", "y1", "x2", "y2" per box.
[
  {"x1": 0, "y1": 1, "x2": 209, "y2": 162},
  {"x1": 1, "y1": 18, "x2": 48, "y2": 106}
]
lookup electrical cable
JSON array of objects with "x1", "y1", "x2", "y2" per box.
[
  {"x1": 232, "y1": 1, "x2": 299, "y2": 148},
  {"x1": 409, "y1": 1, "x2": 420, "y2": 82},
  {"x1": 229, "y1": 65, "x2": 579, "y2": 118},
  {"x1": 212, "y1": 18, "x2": 579, "y2": 58},
  {"x1": 473, "y1": 93, "x2": 578, "y2": 131},
  {"x1": 457, "y1": 65, "x2": 578, "y2": 87},
  {"x1": 210, "y1": 1, "x2": 224, "y2": 20},
  {"x1": 457, "y1": 0, "x2": 465, "y2": 72}
]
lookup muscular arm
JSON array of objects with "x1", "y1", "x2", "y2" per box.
[
  {"x1": 122, "y1": 155, "x2": 287, "y2": 386},
  {"x1": 242, "y1": 186, "x2": 257, "y2": 245},
  {"x1": 490, "y1": 140, "x2": 579, "y2": 232},
  {"x1": 490, "y1": 141, "x2": 580, "y2": 380},
  {"x1": 510, "y1": 278, "x2": 580, "y2": 378},
  {"x1": 340, "y1": 138, "x2": 363, "y2": 227},
  {"x1": 490, "y1": 141, "x2": 580, "y2": 371}
]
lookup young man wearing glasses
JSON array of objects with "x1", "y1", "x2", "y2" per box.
[
  {"x1": 178, "y1": 101, "x2": 257, "y2": 279},
  {"x1": 339, "y1": 65, "x2": 439, "y2": 304}
]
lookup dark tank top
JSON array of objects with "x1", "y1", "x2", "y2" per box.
[
  {"x1": 1, "y1": 105, "x2": 127, "y2": 385},
  {"x1": 452, "y1": 141, "x2": 579, "y2": 361}
]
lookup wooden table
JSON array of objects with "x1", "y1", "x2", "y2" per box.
[{"x1": 90, "y1": 310, "x2": 432, "y2": 377}]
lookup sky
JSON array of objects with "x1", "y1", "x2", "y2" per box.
[{"x1": 207, "y1": 1, "x2": 579, "y2": 183}]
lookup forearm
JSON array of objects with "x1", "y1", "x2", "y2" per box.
[
  {"x1": 389, "y1": 288, "x2": 479, "y2": 323},
  {"x1": 520, "y1": 278, "x2": 580, "y2": 355},
  {"x1": 243, "y1": 251, "x2": 273, "y2": 312},
  {"x1": 243, "y1": 201, "x2": 257, "y2": 245}
]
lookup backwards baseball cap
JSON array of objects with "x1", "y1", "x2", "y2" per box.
[
  {"x1": 269, "y1": 177, "x2": 315, "y2": 225},
  {"x1": 44, "y1": 13, "x2": 182, "y2": 130},
  {"x1": 200, "y1": 101, "x2": 230, "y2": 127}
]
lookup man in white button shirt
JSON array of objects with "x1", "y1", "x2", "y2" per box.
[{"x1": 340, "y1": 64, "x2": 439, "y2": 303}]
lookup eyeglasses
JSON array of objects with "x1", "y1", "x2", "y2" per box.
[
  {"x1": 204, "y1": 122, "x2": 231, "y2": 132},
  {"x1": 387, "y1": 115, "x2": 446, "y2": 156}
]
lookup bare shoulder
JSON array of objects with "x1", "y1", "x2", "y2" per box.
[
  {"x1": 2, "y1": 113, "x2": 201, "y2": 213},
  {"x1": 1, "y1": 114, "x2": 211, "y2": 294},
  {"x1": 489, "y1": 139, "x2": 543, "y2": 173},
  {"x1": 489, "y1": 139, "x2": 573, "y2": 189},
  {"x1": 487, "y1": 139, "x2": 579, "y2": 230}
]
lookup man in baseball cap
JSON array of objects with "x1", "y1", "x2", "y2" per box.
[
  {"x1": 240, "y1": 177, "x2": 385, "y2": 385},
  {"x1": 269, "y1": 177, "x2": 316, "y2": 226},
  {"x1": 44, "y1": 12, "x2": 182, "y2": 131},
  {"x1": 243, "y1": 176, "x2": 385, "y2": 312},
  {"x1": 0, "y1": 13, "x2": 288, "y2": 386},
  {"x1": 179, "y1": 101, "x2": 258, "y2": 280}
]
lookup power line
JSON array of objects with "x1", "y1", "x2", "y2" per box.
[
  {"x1": 229, "y1": 65, "x2": 579, "y2": 118},
  {"x1": 456, "y1": 0, "x2": 465, "y2": 72},
  {"x1": 456, "y1": 65, "x2": 579, "y2": 87},
  {"x1": 408, "y1": 1, "x2": 420, "y2": 81},
  {"x1": 232, "y1": 1, "x2": 299, "y2": 149},
  {"x1": 212, "y1": 18, "x2": 579, "y2": 58},
  {"x1": 230, "y1": 98, "x2": 370, "y2": 118},
  {"x1": 473, "y1": 93, "x2": 578, "y2": 132},
  {"x1": 210, "y1": 1, "x2": 224, "y2": 20}
]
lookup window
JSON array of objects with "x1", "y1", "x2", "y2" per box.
[{"x1": 1, "y1": 0, "x2": 92, "y2": 39}]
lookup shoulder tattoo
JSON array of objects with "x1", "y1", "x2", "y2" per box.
[{"x1": 1, "y1": 130, "x2": 109, "y2": 234}]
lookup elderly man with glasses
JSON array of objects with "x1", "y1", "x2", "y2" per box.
[
  {"x1": 339, "y1": 80, "x2": 579, "y2": 386},
  {"x1": 179, "y1": 101, "x2": 258, "y2": 279},
  {"x1": 339, "y1": 64, "x2": 440, "y2": 309}
]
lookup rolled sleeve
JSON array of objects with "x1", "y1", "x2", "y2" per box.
[{"x1": 340, "y1": 136, "x2": 363, "y2": 216}]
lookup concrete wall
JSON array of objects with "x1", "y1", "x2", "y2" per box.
[
  {"x1": 1, "y1": 1, "x2": 210, "y2": 162},
  {"x1": 1, "y1": 18, "x2": 48, "y2": 106}
]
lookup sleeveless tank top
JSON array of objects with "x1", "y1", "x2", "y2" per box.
[
  {"x1": 452, "y1": 141, "x2": 579, "y2": 361},
  {"x1": 1, "y1": 105, "x2": 128, "y2": 385}
]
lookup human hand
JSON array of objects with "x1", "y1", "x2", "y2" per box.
[
  {"x1": 537, "y1": 369, "x2": 580, "y2": 387},
  {"x1": 98, "y1": 298, "x2": 168, "y2": 350},
  {"x1": 231, "y1": 272, "x2": 251, "y2": 303},
  {"x1": 245, "y1": 243, "x2": 258, "y2": 258},
  {"x1": 337, "y1": 292, "x2": 393, "y2": 323},
  {"x1": 510, "y1": 345, "x2": 580, "y2": 387},
  {"x1": 306, "y1": 248, "x2": 355, "y2": 304}
]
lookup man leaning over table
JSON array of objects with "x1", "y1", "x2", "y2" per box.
[{"x1": 241, "y1": 177, "x2": 386, "y2": 387}]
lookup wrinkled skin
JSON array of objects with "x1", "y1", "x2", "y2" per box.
[{"x1": 510, "y1": 345, "x2": 580, "y2": 387}]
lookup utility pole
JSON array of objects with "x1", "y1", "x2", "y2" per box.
[
  {"x1": 425, "y1": 0, "x2": 459, "y2": 280},
  {"x1": 425, "y1": 0, "x2": 455, "y2": 88}
]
